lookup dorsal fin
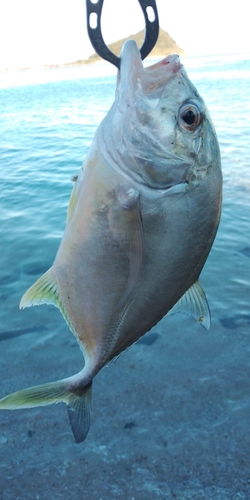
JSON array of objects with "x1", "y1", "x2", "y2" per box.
[
  {"x1": 19, "y1": 268, "x2": 75, "y2": 335},
  {"x1": 169, "y1": 281, "x2": 211, "y2": 330},
  {"x1": 20, "y1": 268, "x2": 60, "y2": 309}
]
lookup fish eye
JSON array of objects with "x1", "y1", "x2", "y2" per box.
[{"x1": 179, "y1": 104, "x2": 201, "y2": 132}]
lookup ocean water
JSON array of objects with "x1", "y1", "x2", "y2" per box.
[{"x1": 0, "y1": 54, "x2": 250, "y2": 499}]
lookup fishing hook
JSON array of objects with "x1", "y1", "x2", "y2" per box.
[{"x1": 86, "y1": 0, "x2": 159, "y2": 69}]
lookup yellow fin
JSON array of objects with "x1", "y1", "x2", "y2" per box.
[
  {"x1": 20, "y1": 268, "x2": 60, "y2": 309},
  {"x1": 20, "y1": 268, "x2": 75, "y2": 335},
  {"x1": 0, "y1": 378, "x2": 92, "y2": 443}
]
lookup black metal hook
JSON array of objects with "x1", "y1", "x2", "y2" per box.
[{"x1": 86, "y1": 0, "x2": 159, "y2": 69}]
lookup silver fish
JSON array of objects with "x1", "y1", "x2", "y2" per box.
[{"x1": 0, "y1": 41, "x2": 222, "y2": 442}]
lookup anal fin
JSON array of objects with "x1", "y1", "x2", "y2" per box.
[{"x1": 169, "y1": 280, "x2": 211, "y2": 330}]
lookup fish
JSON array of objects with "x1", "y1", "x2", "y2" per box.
[{"x1": 0, "y1": 40, "x2": 222, "y2": 443}]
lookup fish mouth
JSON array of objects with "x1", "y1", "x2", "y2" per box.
[
  {"x1": 118, "y1": 39, "x2": 183, "y2": 101},
  {"x1": 146, "y1": 54, "x2": 181, "y2": 72},
  {"x1": 99, "y1": 40, "x2": 188, "y2": 190}
]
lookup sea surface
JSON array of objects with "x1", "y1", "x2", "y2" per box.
[{"x1": 0, "y1": 53, "x2": 250, "y2": 499}]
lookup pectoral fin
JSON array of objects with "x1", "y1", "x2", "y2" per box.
[
  {"x1": 169, "y1": 281, "x2": 210, "y2": 330},
  {"x1": 66, "y1": 177, "x2": 80, "y2": 225},
  {"x1": 109, "y1": 186, "x2": 144, "y2": 308},
  {"x1": 120, "y1": 189, "x2": 143, "y2": 305}
]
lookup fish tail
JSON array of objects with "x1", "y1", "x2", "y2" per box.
[{"x1": 0, "y1": 378, "x2": 92, "y2": 443}]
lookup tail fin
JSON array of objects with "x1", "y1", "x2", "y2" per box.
[{"x1": 0, "y1": 379, "x2": 92, "y2": 443}]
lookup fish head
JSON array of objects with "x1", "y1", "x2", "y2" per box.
[{"x1": 103, "y1": 40, "x2": 221, "y2": 190}]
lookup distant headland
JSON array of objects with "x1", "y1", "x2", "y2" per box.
[
  {"x1": 0, "y1": 28, "x2": 185, "y2": 73},
  {"x1": 63, "y1": 27, "x2": 185, "y2": 68}
]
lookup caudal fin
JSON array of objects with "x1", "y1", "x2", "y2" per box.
[
  {"x1": 0, "y1": 379, "x2": 92, "y2": 443},
  {"x1": 67, "y1": 385, "x2": 92, "y2": 443}
]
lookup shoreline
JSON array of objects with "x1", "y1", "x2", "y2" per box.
[{"x1": 1, "y1": 51, "x2": 250, "y2": 75}]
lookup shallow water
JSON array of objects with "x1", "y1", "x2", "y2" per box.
[{"x1": 0, "y1": 54, "x2": 250, "y2": 499}]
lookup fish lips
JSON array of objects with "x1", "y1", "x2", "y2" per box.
[{"x1": 117, "y1": 39, "x2": 183, "y2": 104}]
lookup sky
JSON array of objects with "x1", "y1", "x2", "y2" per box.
[{"x1": 0, "y1": 0, "x2": 249, "y2": 69}]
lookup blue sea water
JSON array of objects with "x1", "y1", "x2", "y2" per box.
[
  {"x1": 1, "y1": 53, "x2": 249, "y2": 331},
  {"x1": 0, "y1": 54, "x2": 250, "y2": 498}
]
